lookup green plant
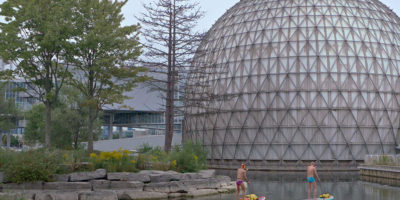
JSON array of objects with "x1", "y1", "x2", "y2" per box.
[
  {"x1": 2, "y1": 150, "x2": 63, "y2": 183},
  {"x1": 169, "y1": 142, "x2": 208, "y2": 172},
  {"x1": 89, "y1": 149, "x2": 137, "y2": 172},
  {"x1": 377, "y1": 154, "x2": 394, "y2": 165}
]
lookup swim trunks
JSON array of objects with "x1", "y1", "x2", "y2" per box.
[
  {"x1": 236, "y1": 180, "x2": 243, "y2": 185},
  {"x1": 307, "y1": 177, "x2": 315, "y2": 183}
]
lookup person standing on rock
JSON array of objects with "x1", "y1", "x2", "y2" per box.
[{"x1": 236, "y1": 163, "x2": 249, "y2": 200}]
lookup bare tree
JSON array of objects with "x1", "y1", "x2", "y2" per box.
[{"x1": 138, "y1": 0, "x2": 204, "y2": 152}]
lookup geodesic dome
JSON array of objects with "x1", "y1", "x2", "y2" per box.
[{"x1": 184, "y1": 0, "x2": 400, "y2": 167}]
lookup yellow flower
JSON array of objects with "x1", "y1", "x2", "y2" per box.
[
  {"x1": 123, "y1": 150, "x2": 130, "y2": 155},
  {"x1": 63, "y1": 153, "x2": 69, "y2": 160},
  {"x1": 112, "y1": 151, "x2": 123, "y2": 160},
  {"x1": 130, "y1": 160, "x2": 136, "y2": 164},
  {"x1": 193, "y1": 155, "x2": 198, "y2": 161},
  {"x1": 99, "y1": 152, "x2": 109, "y2": 160},
  {"x1": 90, "y1": 153, "x2": 97, "y2": 158},
  {"x1": 171, "y1": 160, "x2": 177, "y2": 168}
]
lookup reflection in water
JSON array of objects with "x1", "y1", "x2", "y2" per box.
[{"x1": 192, "y1": 171, "x2": 400, "y2": 200}]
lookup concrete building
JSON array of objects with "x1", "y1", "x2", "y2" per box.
[{"x1": 184, "y1": 0, "x2": 400, "y2": 169}]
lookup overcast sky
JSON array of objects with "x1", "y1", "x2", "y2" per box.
[
  {"x1": 123, "y1": 0, "x2": 400, "y2": 31},
  {"x1": 0, "y1": 0, "x2": 399, "y2": 32}
]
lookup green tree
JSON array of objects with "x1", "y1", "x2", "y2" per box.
[
  {"x1": 70, "y1": 0, "x2": 148, "y2": 152},
  {"x1": 24, "y1": 85, "x2": 102, "y2": 149},
  {"x1": 0, "y1": 0, "x2": 76, "y2": 148},
  {"x1": 0, "y1": 82, "x2": 19, "y2": 148}
]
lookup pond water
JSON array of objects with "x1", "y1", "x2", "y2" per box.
[{"x1": 192, "y1": 171, "x2": 400, "y2": 200}]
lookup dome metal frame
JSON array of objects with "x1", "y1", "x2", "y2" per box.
[{"x1": 184, "y1": 0, "x2": 400, "y2": 169}]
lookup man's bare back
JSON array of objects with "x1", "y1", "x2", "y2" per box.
[
  {"x1": 237, "y1": 168, "x2": 247, "y2": 180},
  {"x1": 307, "y1": 165, "x2": 316, "y2": 178}
]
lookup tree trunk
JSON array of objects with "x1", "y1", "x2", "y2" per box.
[
  {"x1": 164, "y1": 1, "x2": 175, "y2": 152},
  {"x1": 45, "y1": 102, "x2": 51, "y2": 149},
  {"x1": 6, "y1": 131, "x2": 10, "y2": 149},
  {"x1": 88, "y1": 107, "x2": 94, "y2": 153}
]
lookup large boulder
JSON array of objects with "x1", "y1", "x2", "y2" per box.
[
  {"x1": 91, "y1": 180, "x2": 111, "y2": 190},
  {"x1": 117, "y1": 191, "x2": 168, "y2": 200},
  {"x1": 143, "y1": 181, "x2": 186, "y2": 193},
  {"x1": 107, "y1": 173, "x2": 150, "y2": 183},
  {"x1": 149, "y1": 172, "x2": 183, "y2": 183},
  {"x1": 198, "y1": 170, "x2": 216, "y2": 179},
  {"x1": 187, "y1": 189, "x2": 220, "y2": 197},
  {"x1": 43, "y1": 182, "x2": 91, "y2": 190},
  {"x1": 78, "y1": 191, "x2": 118, "y2": 200},
  {"x1": 2, "y1": 182, "x2": 43, "y2": 190},
  {"x1": 70, "y1": 169, "x2": 106, "y2": 182},
  {"x1": 182, "y1": 173, "x2": 201, "y2": 180},
  {"x1": 53, "y1": 174, "x2": 70, "y2": 182},
  {"x1": 0, "y1": 191, "x2": 35, "y2": 200},
  {"x1": 35, "y1": 191, "x2": 79, "y2": 200},
  {"x1": 110, "y1": 181, "x2": 144, "y2": 191}
]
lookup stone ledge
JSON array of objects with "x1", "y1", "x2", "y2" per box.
[{"x1": 0, "y1": 169, "x2": 234, "y2": 200}]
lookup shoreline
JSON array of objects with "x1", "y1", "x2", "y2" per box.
[{"x1": 0, "y1": 169, "x2": 236, "y2": 200}]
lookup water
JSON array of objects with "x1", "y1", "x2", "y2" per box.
[{"x1": 192, "y1": 171, "x2": 400, "y2": 200}]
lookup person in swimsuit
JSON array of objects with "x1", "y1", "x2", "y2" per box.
[
  {"x1": 236, "y1": 163, "x2": 249, "y2": 200},
  {"x1": 307, "y1": 162, "x2": 320, "y2": 200}
]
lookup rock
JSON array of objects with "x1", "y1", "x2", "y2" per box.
[
  {"x1": 117, "y1": 191, "x2": 168, "y2": 200},
  {"x1": 187, "y1": 189, "x2": 219, "y2": 197},
  {"x1": 35, "y1": 191, "x2": 79, "y2": 200},
  {"x1": 143, "y1": 181, "x2": 186, "y2": 193},
  {"x1": 91, "y1": 180, "x2": 111, "y2": 190},
  {"x1": 2, "y1": 182, "x2": 43, "y2": 190},
  {"x1": 0, "y1": 191, "x2": 35, "y2": 200},
  {"x1": 70, "y1": 169, "x2": 106, "y2": 182},
  {"x1": 149, "y1": 172, "x2": 183, "y2": 183},
  {"x1": 79, "y1": 191, "x2": 118, "y2": 200},
  {"x1": 54, "y1": 174, "x2": 70, "y2": 182},
  {"x1": 43, "y1": 182, "x2": 91, "y2": 190},
  {"x1": 110, "y1": 181, "x2": 144, "y2": 191},
  {"x1": 179, "y1": 179, "x2": 211, "y2": 189},
  {"x1": 138, "y1": 170, "x2": 165, "y2": 175},
  {"x1": 182, "y1": 173, "x2": 201, "y2": 180},
  {"x1": 168, "y1": 192, "x2": 188, "y2": 198},
  {"x1": 198, "y1": 170, "x2": 216, "y2": 179},
  {"x1": 107, "y1": 173, "x2": 150, "y2": 183},
  {"x1": 216, "y1": 175, "x2": 231, "y2": 183}
]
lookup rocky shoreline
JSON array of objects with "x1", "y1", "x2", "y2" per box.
[{"x1": 0, "y1": 169, "x2": 236, "y2": 200}]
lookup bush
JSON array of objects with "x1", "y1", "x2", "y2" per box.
[
  {"x1": 169, "y1": 142, "x2": 208, "y2": 172},
  {"x1": 57, "y1": 149, "x2": 91, "y2": 174},
  {"x1": 89, "y1": 149, "x2": 137, "y2": 172},
  {"x1": 1, "y1": 150, "x2": 63, "y2": 183}
]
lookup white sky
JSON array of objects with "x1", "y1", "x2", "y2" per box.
[
  {"x1": 123, "y1": 0, "x2": 400, "y2": 31},
  {"x1": 0, "y1": 0, "x2": 399, "y2": 32}
]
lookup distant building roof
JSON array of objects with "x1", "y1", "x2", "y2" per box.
[{"x1": 103, "y1": 82, "x2": 165, "y2": 112}]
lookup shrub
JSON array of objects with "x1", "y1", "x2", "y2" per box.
[
  {"x1": 57, "y1": 149, "x2": 91, "y2": 174},
  {"x1": 89, "y1": 149, "x2": 137, "y2": 172},
  {"x1": 169, "y1": 142, "x2": 208, "y2": 172},
  {"x1": 1, "y1": 150, "x2": 62, "y2": 183}
]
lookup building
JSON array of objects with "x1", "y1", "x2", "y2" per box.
[
  {"x1": 0, "y1": 60, "x2": 37, "y2": 135},
  {"x1": 184, "y1": 0, "x2": 400, "y2": 169},
  {"x1": 102, "y1": 82, "x2": 183, "y2": 140}
]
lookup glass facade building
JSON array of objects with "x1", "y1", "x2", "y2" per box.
[{"x1": 184, "y1": 0, "x2": 400, "y2": 167}]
